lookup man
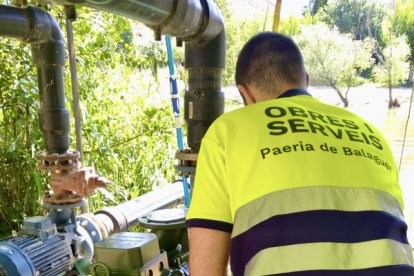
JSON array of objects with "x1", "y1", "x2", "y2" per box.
[{"x1": 185, "y1": 32, "x2": 414, "y2": 275}]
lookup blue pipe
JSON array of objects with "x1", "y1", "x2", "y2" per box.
[{"x1": 165, "y1": 36, "x2": 191, "y2": 207}]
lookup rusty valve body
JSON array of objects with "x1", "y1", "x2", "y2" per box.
[{"x1": 36, "y1": 151, "x2": 111, "y2": 204}]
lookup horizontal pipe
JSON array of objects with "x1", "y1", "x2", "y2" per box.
[
  {"x1": 45, "y1": 0, "x2": 174, "y2": 26},
  {"x1": 0, "y1": 5, "x2": 70, "y2": 154},
  {"x1": 0, "y1": 5, "x2": 31, "y2": 40},
  {"x1": 45, "y1": 0, "x2": 222, "y2": 43},
  {"x1": 94, "y1": 181, "x2": 184, "y2": 235}
]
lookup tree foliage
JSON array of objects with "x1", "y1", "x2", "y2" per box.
[
  {"x1": 321, "y1": 0, "x2": 388, "y2": 41},
  {"x1": 373, "y1": 34, "x2": 410, "y2": 107},
  {"x1": 372, "y1": 8, "x2": 411, "y2": 107},
  {"x1": 307, "y1": 0, "x2": 328, "y2": 16},
  {"x1": 65, "y1": 9, "x2": 176, "y2": 206},
  {"x1": 279, "y1": 12, "x2": 320, "y2": 37},
  {"x1": 391, "y1": 0, "x2": 414, "y2": 81},
  {"x1": 0, "y1": 38, "x2": 45, "y2": 236},
  {"x1": 296, "y1": 23, "x2": 374, "y2": 106}
]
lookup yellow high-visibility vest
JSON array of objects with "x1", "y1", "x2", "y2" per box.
[{"x1": 186, "y1": 90, "x2": 413, "y2": 275}]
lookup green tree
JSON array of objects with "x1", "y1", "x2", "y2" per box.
[
  {"x1": 296, "y1": 23, "x2": 374, "y2": 107},
  {"x1": 373, "y1": 34, "x2": 410, "y2": 108},
  {"x1": 307, "y1": 0, "x2": 328, "y2": 16},
  {"x1": 279, "y1": 12, "x2": 320, "y2": 37},
  {"x1": 321, "y1": 0, "x2": 388, "y2": 41},
  {"x1": 391, "y1": 0, "x2": 414, "y2": 82},
  {"x1": 279, "y1": 16, "x2": 302, "y2": 37}
]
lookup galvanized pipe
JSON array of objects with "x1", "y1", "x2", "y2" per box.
[
  {"x1": 64, "y1": 6, "x2": 84, "y2": 162},
  {"x1": 0, "y1": 5, "x2": 70, "y2": 154}
]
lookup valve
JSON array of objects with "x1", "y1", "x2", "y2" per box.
[{"x1": 36, "y1": 150, "x2": 111, "y2": 204}]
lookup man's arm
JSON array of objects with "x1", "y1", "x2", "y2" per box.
[{"x1": 189, "y1": 227, "x2": 231, "y2": 276}]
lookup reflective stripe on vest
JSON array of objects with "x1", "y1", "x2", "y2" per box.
[
  {"x1": 245, "y1": 241, "x2": 413, "y2": 275},
  {"x1": 230, "y1": 186, "x2": 413, "y2": 276}
]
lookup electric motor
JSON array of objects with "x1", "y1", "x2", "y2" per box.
[{"x1": 0, "y1": 216, "x2": 72, "y2": 276}]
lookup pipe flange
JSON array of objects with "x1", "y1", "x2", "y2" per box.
[
  {"x1": 175, "y1": 151, "x2": 198, "y2": 161},
  {"x1": 175, "y1": 151, "x2": 197, "y2": 176},
  {"x1": 43, "y1": 198, "x2": 86, "y2": 209},
  {"x1": 36, "y1": 150, "x2": 81, "y2": 172},
  {"x1": 43, "y1": 192, "x2": 83, "y2": 205},
  {"x1": 76, "y1": 214, "x2": 104, "y2": 243},
  {"x1": 95, "y1": 207, "x2": 128, "y2": 234}
]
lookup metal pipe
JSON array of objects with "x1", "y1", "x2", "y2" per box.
[
  {"x1": 93, "y1": 181, "x2": 184, "y2": 235},
  {"x1": 64, "y1": 6, "x2": 83, "y2": 162},
  {"x1": 0, "y1": 5, "x2": 70, "y2": 154}
]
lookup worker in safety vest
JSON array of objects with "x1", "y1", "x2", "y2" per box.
[{"x1": 186, "y1": 32, "x2": 414, "y2": 275}]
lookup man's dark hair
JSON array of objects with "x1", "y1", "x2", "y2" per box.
[{"x1": 235, "y1": 32, "x2": 306, "y2": 96}]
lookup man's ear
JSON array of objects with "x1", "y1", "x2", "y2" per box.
[
  {"x1": 305, "y1": 72, "x2": 310, "y2": 88},
  {"x1": 237, "y1": 84, "x2": 256, "y2": 105}
]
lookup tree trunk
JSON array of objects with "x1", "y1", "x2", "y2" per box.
[
  {"x1": 387, "y1": 77, "x2": 399, "y2": 108},
  {"x1": 330, "y1": 82, "x2": 349, "y2": 107},
  {"x1": 408, "y1": 61, "x2": 414, "y2": 82},
  {"x1": 388, "y1": 80, "x2": 393, "y2": 108},
  {"x1": 345, "y1": 87, "x2": 351, "y2": 105}
]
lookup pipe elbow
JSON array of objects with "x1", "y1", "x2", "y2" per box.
[
  {"x1": 27, "y1": 7, "x2": 65, "y2": 66},
  {"x1": 196, "y1": 0, "x2": 225, "y2": 44},
  {"x1": 25, "y1": 7, "x2": 62, "y2": 44}
]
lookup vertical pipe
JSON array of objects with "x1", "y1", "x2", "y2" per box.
[
  {"x1": 184, "y1": 30, "x2": 226, "y2": 152},
  {"x1": 30, "y1": 8, "x2": 70, "y2": 154},
  {"x1": 0, "y1": 5, "x2": 70, "y2": 154}
]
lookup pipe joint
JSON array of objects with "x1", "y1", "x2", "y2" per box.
[
  {"x1": 27, "y1": 7, "x2": 65, "y2": 66},
  {"x1": 195, "y1": 0, "x2": 224, "y2": 44},
  {"x1": 95, "y1": 207, "x2": 128, "y2": 235},
  {"x1": 157, "y1": 0, "x2": 203, "y2": 41},
  {"x1": 158, "y1": 0, "x2": 224, "y2": 44},
  {"x1": 39, "y1": 108, "x2": 70, "y2": 154}
]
